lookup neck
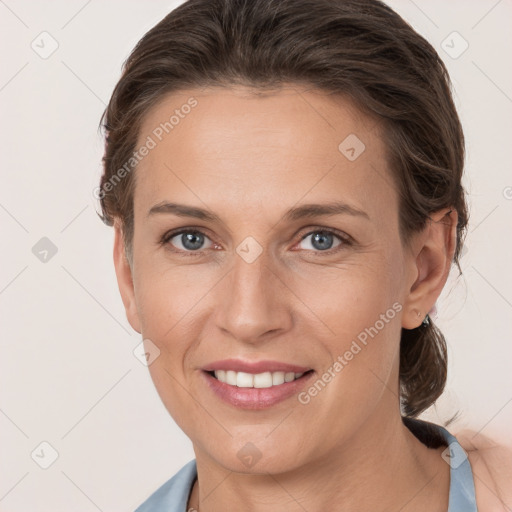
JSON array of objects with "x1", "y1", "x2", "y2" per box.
[{"x1": 189, "y1": 409, "x2": 449, "y2": 512}]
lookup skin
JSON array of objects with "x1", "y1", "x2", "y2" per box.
[{"x1": 113, "y1": 86, "x2": 459, "y2": 511}]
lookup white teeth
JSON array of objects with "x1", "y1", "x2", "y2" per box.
[
  {"x1": 213, "y1": 369, "x2": 307, "y2": 387},
  {"x1": 253, "y1": 372, "x2": 273, "y2": 388},
  {"x1": 272, "y1": 371, "x2": 285, "y2": 385},
  {"x1": 226, "y1": 370, "x2": 237, "y2": 386},
  {"x1": 236, "y1": 371, "x2": 254, "y2": 388}
]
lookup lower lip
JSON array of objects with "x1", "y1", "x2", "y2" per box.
[{"x1": 201, "y1": 370, "x2": 315, "y2": 409}]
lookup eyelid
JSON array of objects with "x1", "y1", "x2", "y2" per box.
[{"x1": 297, "y1": 225, "x2": 352, "y2": 243}]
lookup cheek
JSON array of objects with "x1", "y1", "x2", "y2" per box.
[
  {"x1": 132, "y1": 264, "x2": 210, "y2": 428},
  {"x1": 133, "y1": 255, "x2": 214, "y2": 339},
  {"x1": 295, "y1": 257, "x2": 404, "y2": 395},
  {"x1": 290, "y1": 253, "x2": 403, "y2": 337},
  {"x1": 297, "y1": 277, "x2": 403, "y2": 435}
]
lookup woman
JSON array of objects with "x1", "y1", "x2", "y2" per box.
[{"x1": 97, "y1": 0, "x2": 510, "y2": 510}]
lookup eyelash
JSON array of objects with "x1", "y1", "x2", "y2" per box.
[{"x1": 159, "y1": 226, "x2": 353, "y2": 257}]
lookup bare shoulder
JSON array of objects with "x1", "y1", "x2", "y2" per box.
[{"x1": 454, "y1": 428, "x2": 512, "y2": 512}]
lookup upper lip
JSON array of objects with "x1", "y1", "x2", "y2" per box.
[{"x1": 203, "y1": 359, "x2": 312, "y2": 374}]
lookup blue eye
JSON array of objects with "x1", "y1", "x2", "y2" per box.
[
  {"x1": 298, "y1": 230, "x2": 344, "y2": 252},
  {"x1": 165, "y1": 230, "x2": 214, "y2": 253},
  {"x1": 160, "y1": 227, "x2": 351, "y2": 256}
]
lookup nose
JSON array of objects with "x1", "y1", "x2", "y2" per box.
[{"x1": 213, "y1": 248, "x2": 293, "y2": 346}]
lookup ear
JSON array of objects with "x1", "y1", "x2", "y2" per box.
[
  {"x1": 113, "y1": 222, "x2": 141, "y2": 334},
  {"x1": 402, "y1": 208, "x2": 458, "y2": 329}
]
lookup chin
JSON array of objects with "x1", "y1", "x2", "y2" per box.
[{"x1": 199, "y1": 434, "x2": 308, "y2": 475}]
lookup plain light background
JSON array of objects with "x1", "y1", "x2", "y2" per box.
[{"x1": 0, "y1": 0, "x2": 511, "y2": 510}]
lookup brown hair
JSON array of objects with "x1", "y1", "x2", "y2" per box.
[{"x1": 98, "y1": 0, "x2": 468, "y2": 418}]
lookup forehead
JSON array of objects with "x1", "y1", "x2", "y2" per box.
[{"x1": 134, "y1": 85, "x2": 397, "y2": 223}]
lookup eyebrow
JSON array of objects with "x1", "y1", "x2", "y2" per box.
[{"x1": 147, "y1": 200, "x2": 370, "y2": 222}]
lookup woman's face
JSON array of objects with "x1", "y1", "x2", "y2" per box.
[{"x1": 116, "y1": 86, "x2": 424, "y2": 473}]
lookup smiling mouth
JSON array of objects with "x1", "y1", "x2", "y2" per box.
[{"x1": 206, "y1": 369, "x2": 315, "y2": 388}]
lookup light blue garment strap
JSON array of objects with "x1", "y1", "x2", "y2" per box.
[
  {"x1": 436, "y1": 425, "x2": 478, "y2": 512},
  {"x1": 134, "y1": 459, "x2": 197, "y2": 512}
]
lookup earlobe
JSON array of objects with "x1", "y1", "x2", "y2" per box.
[
  {"x1": 113, "y1": 222, "x2": 142, "y2": 334},
  {"x1": 402, "y1": 208, "x2": 458, "y2": 330}
]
